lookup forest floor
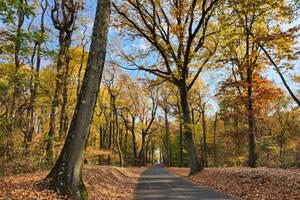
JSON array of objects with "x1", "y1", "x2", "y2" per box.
[
  {"x1": 167, "y1": 167, "x2": 300, "y2": 200},
  {"x1": 0, "y1": 165, "x2": 146, "y2": 200}
]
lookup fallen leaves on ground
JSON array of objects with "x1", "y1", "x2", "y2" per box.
[
  {"x1": 0, "y1": 166, "x2": 146, "y2": 200},
  {"x1": 167, "y1": 167, "x2": 300, "y2": 200},
  {"x1": 83, "y1": 166, "x2": 145, "y2": 200},
  {"x1": 0, "y1": 172, "x2": 68, "y2": 200}
]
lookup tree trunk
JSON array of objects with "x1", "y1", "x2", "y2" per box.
[
  {"x1": 191, "y1": 109, "x2": 196, "y2": 140},
  {"x1": 46, "y1": 1, "x2": 111, "y2": 198},
  {"x1": 59, "y1": 59, "x2": 70, "y2": 140},
  {"x1": 179, "y1": 85, "x2": 201, "y2": 174},
  {"x1": 296, "y1": 150, "x2": 300, "y2": 168},
  {"x1": 164, "y1": 108, "x2": 171, "y2": 167},
  {"x1": 46, "y1": 77, "x2": 62, "y2": 163},
  {"x1": 246, "y1": 32, "x2": 257, "y2": 168},
  {"x1": 247, "y1": 84, "x2": 256, "y2": 168},
  {"x1": 159, "y1": 146, "x2": 162, "y2": 163},
  {"x1": 99, "y1": 126, "x2": 103, "y2": 150},
  {"x1": 131, "y1": 116, "x2": 138, "y2": 166},
  {"x1": 201, "y1": 105, "x2": 208, "y2": 167},
  {"x1": 112, "y1": 96, "x2": 123, "y2": 167},
  {"x1": 139, "y1": 131, "x2": 145, "y2": 166},
  {"x1": 46, "y1": 29, "x2": 72, "y2": 163},
  {"x1": 234, "y1": 116, "x2": 241, "y2": 165},
  {"x1": 213, "y1": 112, "x2": 218, "y2": 167},
  {"x1": 108, "y1": 95, "x2": 113, "y2": 150},
  {"x1": 124, "y1": 128, "x2": 128, "y2": 160},
  {"x1": 179, "y1": 122, "x2": 183, "y2": 167}
]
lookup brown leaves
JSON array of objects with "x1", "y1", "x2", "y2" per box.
[
  {"x1": 83, "y1": 166, "x2": 145, "y2": 200},
  {"x1": 168, "y1": 167, "x2": 300, "y2": 200},
  {"x1": 0, "y1": 172, "x2": 69, "y2": 200},
  {"x1": 0, "y1": 166, "x2": 145, "y2": 200}
]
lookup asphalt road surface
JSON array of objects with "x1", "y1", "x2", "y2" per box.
[{"x1": 134, "y1": 165, "x2": 235, "y2": 200}]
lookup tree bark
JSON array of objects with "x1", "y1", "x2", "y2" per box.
[
  {"x1": 58, "y1": 58, "x2": 70, "y2": 140},
  {"x1": 179, "y1": 85, "x2": 201, "y2": 174},
  {"x1": 46, "y1": 30, "x2": 72, "y2": 164},
  {"x1": 46, "y1": 0, "x2": 111, "y2": 198},
  {"x1": 139, "y1": 131, "x2": 146, "y2": 166},
  {"x1": 246, "y1": 32, "x2": 257, "y2": 168}
]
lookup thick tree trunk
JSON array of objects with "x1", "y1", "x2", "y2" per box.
[
  {"x1": 179, "y1": 85, "x2": 201, "y2": 174},
  {"x1": 46, "y1": 0, "x2": 111, "y2": 198}
]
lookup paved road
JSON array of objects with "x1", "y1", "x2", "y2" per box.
[{"x1": 134, "y1": 165, "x2": 235, "y2": 200}]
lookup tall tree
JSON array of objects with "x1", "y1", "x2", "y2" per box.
[
  {"x1": 113, "y1": 0, "x2": 219, "y2": 174},
  {"x1": 24, "y1": 0, "x2": 48, "y2": 151},
  {"x1": 218, "y1": 0, "x2": 293, "y2": 167},
  {"x1": 46, "y1": 0, "x2": 79, "y2": 163},
  {"x1": 46, "y1": 0, "x2": 111, "y2": 198}
]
